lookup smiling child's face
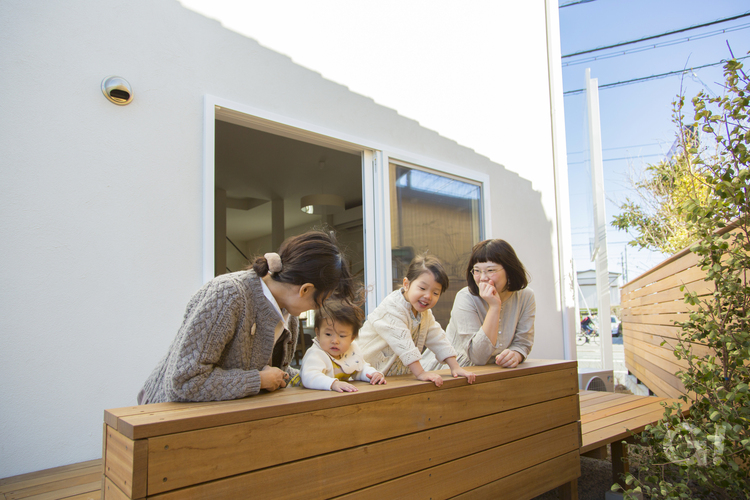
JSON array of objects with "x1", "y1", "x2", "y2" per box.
[
  {"x1": 402, "y1": 271, "x2": 442, "y2": 316},
  {"x1": 316, "y1": 318, "x2": 355, "y2": 359}
]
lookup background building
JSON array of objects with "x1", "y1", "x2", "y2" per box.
[{"x1": 577, "y1": 269, "x2": 622, "y2": 312}]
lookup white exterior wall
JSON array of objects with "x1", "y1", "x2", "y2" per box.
[{"x1": 0, "y1": 0, "x2": 570, "y2": 476}]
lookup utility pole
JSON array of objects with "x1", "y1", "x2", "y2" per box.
[{"x1": 586, "y1": 68, "x2": 613, "y2": 372}]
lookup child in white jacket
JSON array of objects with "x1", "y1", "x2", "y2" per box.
[
  {"x1": 296, "y1": 299, "x2": 386, "y2": 392},
  {"x1": 358, "y1": 254, "x2": 476, "y2": 387}
]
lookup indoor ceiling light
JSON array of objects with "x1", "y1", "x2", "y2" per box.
[
  {"x1": 300, "y1": 193, "x2": 345, "y2": 215},
  {"x1": 300, "y1": 161, "x2": 345, "y2": 215}
]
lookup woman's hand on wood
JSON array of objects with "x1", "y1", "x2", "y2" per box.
[
  {"x1": 495, "y1": 349, "x2": 523, "y2": 368},
  {"x1": 260, "y1": 366, "x2": 289, "y2": 391}
]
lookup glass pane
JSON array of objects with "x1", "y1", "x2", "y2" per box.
[{"x1": 389, "y1": 162, "x2": 483, "y2": 327}]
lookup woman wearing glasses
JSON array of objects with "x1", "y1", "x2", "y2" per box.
[{"x1": 423, "y1": 239, "x2": 535, "y2": 369}]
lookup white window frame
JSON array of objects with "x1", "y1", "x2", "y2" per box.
[{"x1": 202, "y1": 95, "x2": 491, "y2": 313}]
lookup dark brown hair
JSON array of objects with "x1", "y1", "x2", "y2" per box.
[
  {"x1": 405, "y1": 253, "x2": 449, "y2": 293},
  {"x1": 251, "y1": 230, "x2": 356, "y2": 307},
  {"x1": 466, "y1": 239, "x2": 529, "y2": 295},
  {"x1": 314, "y1": 299, "x2": 365, "y2": 339}
]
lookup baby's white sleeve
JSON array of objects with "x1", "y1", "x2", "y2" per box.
[{"x1": 299, "y1": 349, "x2": 336, "y2": 391}]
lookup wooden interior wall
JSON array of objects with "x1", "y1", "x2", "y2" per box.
[{"x1": 395, "y1": 200, "x2": 477, "y2": 326}]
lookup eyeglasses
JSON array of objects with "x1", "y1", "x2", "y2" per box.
[{"x1": 471, "y1": 268, "x2": 500, "y2": 278}]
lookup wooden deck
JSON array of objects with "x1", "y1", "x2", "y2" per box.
[
  {"x1": 578, "y1": 389, "x2": 688, "y2": 489},
  {"x1": 0, "y1": 459, "x2": 102, "y2": 500},
  {"x1": 1, "y1": 387, "x2": 686, "y2": 500}
]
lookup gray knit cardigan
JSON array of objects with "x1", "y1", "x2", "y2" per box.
[{"x1": 138, "y1": 270, "x2": 299, "y2": 404}]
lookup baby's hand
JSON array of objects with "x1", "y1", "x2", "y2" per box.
[
  {"x1": 367, "y1": 372, "x2": 387, "y2": 385},
  {"x1": 451, "y1": 367, "x2": 476, "y2": 384},
  {"x1": 416, "y1": 371, "x2": 444, "y2": 387},
  {"x1": 331, "y1": 380, "x2": 358, "y2": 393}
]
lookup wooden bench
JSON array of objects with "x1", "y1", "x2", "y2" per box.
[
  {"x1": 101, "y1": 360, "x2": 580, "y2": 499},
  {"x1": 579, "y1": 390, "x2": 689, "y2": 491}
]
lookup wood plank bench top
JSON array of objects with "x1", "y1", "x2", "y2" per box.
[
  {"x1": 578, "y1": 388, "x2": 691, "y2": 492},
  {"x1": 579, "y1": 389, "x2": 688, "y2": 454},
  {"x1": 104, "y1": 359, "x2": 576, "y2": 440}
]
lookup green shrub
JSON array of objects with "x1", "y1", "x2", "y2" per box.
[{"x1": 616, "y1": 57, "x2": 750, "y2": 500}]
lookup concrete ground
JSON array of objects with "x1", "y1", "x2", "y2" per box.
[
  {"x1": 576, "y1": 334, "x2": 627, "y2": 387},
  {"x1": 531, "y1": 455, "x2": 622, "y2": 500}
]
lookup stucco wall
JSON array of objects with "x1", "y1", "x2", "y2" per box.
[{"x1": 0, "y1": 0, "x2": 568, "y2": 476}]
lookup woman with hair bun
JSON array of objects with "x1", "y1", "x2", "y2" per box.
[
  {"x1": 423, "y1": 239, "x2": 535, "y2": 370},
  {"x1": 137, "y1": 230, "x2": 356, "y2": 404}
]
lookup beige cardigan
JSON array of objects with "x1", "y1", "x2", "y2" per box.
[{"x1": 358, "y1": 288, "x2": 457, "y2": 376}]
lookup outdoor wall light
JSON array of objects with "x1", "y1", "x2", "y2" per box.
[{"x1": 101, "y1": 76, "x2": 133, "y2": 105}]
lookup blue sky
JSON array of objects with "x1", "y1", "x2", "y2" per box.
[{"x1": 559, "y1": 0, "x2": 749, "y2": 281}]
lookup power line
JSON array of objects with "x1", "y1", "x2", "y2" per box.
[
  {"x1": 568, "y1": 141, "x2": 664, "y2": 155},
  {"x1": 563, "y1": 55, "x2": 750, "y2": 96},
  {"x1": 573, "y1": 241, "x2": 637, "y2": 246},
  {"x1": 562, "y1": 12, "x2": 750, "y2": 59},
  {"x1": 572, "y1": 239, "x2": 648, "y2": 246},
  {"x1": 559, "y1": 0, "x2": 598, "y2": 8},
  {"x1": 563, "y1": 23, "x2": 750, "y2": 67},
  {"x1": 567, "y1": 153, "x2": 665, "y2": 165}
]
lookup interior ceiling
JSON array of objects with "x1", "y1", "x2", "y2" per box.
[{"x1": 215, "y1": 120, "x2": 363, "y2": 242}]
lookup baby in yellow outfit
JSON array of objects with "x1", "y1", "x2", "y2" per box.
[{"x1": 295, "y1": 300, "x2": 386, "y2": 392}]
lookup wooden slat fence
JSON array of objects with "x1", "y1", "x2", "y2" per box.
[{"x1": 619, "y1": 227, "x2": 735, "y2": 398}]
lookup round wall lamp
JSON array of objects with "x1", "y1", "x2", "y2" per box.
[{"x1": 101, "y1": 76, "x2": 133, "y2": 105}]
